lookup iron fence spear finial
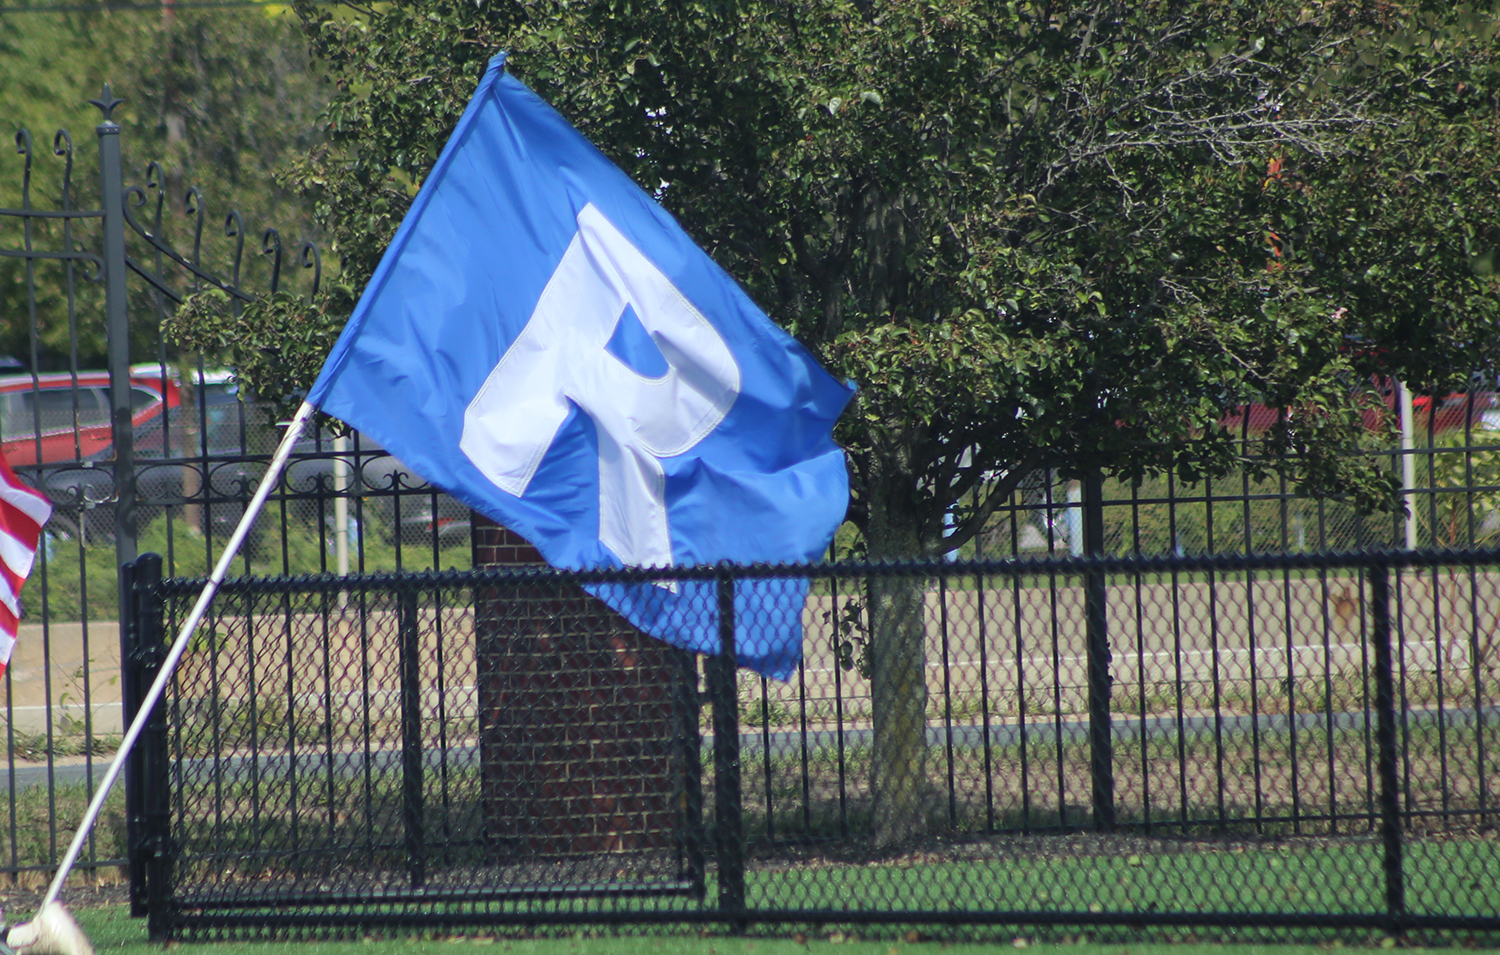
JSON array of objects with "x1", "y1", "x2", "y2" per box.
[{"x1": 88, "y1": 84, "x2": 124, "y2": 122}]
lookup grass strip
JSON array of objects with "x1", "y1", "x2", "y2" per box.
[{"x1": 68, "y1": 904, "x2": 1445, "y2": 955}]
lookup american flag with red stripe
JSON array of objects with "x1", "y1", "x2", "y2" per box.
[{"x1": 0, "y1": 457, "x2": 52, "y2": 679}]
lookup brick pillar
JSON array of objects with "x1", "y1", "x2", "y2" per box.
[{"x1": 473, "y1": 513, "x2": 694, "y2": 859}]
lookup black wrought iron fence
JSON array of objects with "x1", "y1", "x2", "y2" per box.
[
  {"x1": 1, "y1": 93, "x2": 478, "y2": 885},
  {"x1": 112, "y1": 547, "x2": 1500, "y2": 939}
]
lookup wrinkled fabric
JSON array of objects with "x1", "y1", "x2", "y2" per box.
[{"x1": 308, "y1": 53, "x2": 854, "y2": 678}]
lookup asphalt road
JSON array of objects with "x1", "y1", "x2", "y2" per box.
[{"x1": 6, "y1": 702, "x2": 1490, "y2": 794}]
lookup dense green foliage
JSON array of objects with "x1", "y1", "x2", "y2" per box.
[
  {"x1": 0, "y1": 3, "x2": 329, "y2": 369},
  {"x1": 231, "y1": 0, "x2": 1500, "y2": 559}
]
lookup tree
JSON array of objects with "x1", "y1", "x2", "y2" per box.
[
  {"x1": 0, "y1": 3, "x2": 329, "y2": 369},
  {"x1": 171, "y1": 0, "x2": 1500, "y2": 845}
]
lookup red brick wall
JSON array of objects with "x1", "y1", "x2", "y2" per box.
[{"x1": 472, "y1": 513, "x2": 692, "y2": 858}]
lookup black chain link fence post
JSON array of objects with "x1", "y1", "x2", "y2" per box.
[
  {"x1": 123, "y1": 553, "x2": 171, "y2": 937},
  {"x1": 709, "y1": 567, "x2": 746, "y2": 931},
  {"x1": 1370, "y1": 562, "x2": 1406, "y2": 932},
  {"x1": 1084, "y1": 472, "x2": 1115, "y2": 831},
  {"x1": 120, "y1": 556, "x2": 146, "y2": 918},
  {"x1": 138, "y1": 554, "x2": 173, "y2": 940}
]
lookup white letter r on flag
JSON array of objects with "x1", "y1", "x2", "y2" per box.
[{"x1": 460, "y1": 204, "x2": 741, "y2": 568}]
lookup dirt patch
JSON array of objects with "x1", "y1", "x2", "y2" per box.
[{"x1": 0, "y1": 877, "x2": 130, "y2": 913}]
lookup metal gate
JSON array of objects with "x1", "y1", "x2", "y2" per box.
[
  {"x1": 3, "y1": 89, "x2": 325, "y2": 586},
  {"x1": 2, "y1": 88, "x2": 329, "y2": 884},
  {"x1": 123, "y1": 555, "x2": 718, "y2": 937},
  {"x1": 3, "y1": 87, "x2": 474, "y2": 884}
]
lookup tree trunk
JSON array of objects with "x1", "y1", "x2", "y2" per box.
[{"x1": 864, "y1": 466, "x2": 930, "y2": 848}]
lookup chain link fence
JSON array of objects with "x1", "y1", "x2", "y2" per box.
[{"x1": 101, "y1": 549, "x2": 1500, "y2": 939}]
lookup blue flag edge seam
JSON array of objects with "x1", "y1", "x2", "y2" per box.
[{"x1": 307, "y1": 52, "x2": 510, "y2": 407}]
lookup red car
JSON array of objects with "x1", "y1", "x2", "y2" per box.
[
  {"x1": 1223, "y1": 383, "x2": 1500, "y2": 438},
  {"x1": 0, "y1": 370, "x2": 182, "y2": 468}
]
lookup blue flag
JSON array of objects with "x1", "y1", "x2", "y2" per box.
[{"x1": 307, "y1": 53, "x2": 854, "y2": 678}]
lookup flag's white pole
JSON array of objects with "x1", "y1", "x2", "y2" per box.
[
  {"x1": 37, "y1": 399, "x2": 317, "y2": 911},
  {"x1": 333, "y1": 433, "x2": 350, "y2": 609},
  {"x1": 1398, "y1": 379, "x2": 1418, "y2": 550}
]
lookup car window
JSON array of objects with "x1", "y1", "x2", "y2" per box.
[
  {"x1": 0, "y1": 393, "x2": 18, "y2": 439},
  {"x1": 7, "y1": 386, "x2": 108, "y2": 438},
  {"x1": 103, "y1": 386, "x2": 160, "y2": 413},
  {"x1": 204, "y1": 406, "x2": 251, "y2": 454},
  {"x1": 199, "y1": 382, "x2": 239, "y2": 403}
]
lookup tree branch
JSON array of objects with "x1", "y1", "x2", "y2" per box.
[{"x1": 930, "y1": 452, "x2": 1043, "y2": 556}]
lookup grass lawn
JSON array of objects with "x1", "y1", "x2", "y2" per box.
[
  {"x1": 735, "y1": 836, "x2": 1500, "y2": 917},
  {"x1": 123, "y1": 832, "x2": 1499, "y2": 923},
  {"x1": 18, "y1": 837, "x2": 1495, "y2": 955},
  {"x1": 59, "y1": 905, "x2": 1491, "y2": 955},
  {"x1": 10, "y1": 831, "x2": 1494, "y2": 950}
]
